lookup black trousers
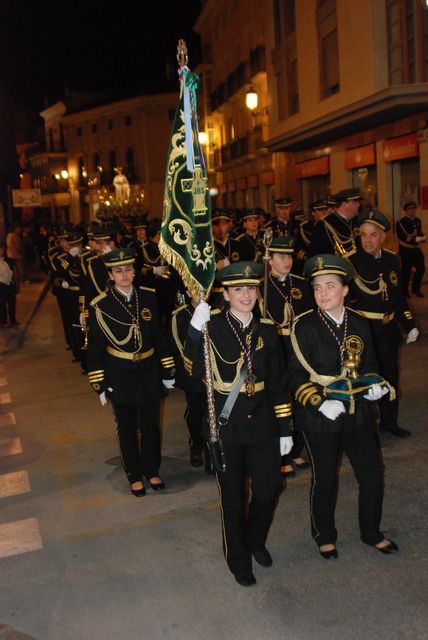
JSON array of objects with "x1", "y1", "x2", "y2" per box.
[
  {"x1": 303, "y1": 425, "x2": 384, "y2": 547},
  {"x1": 184, "y1": 390, "x2": 206, "y2": 451},
  {"x1": 372, "y1": 323, "x2": 400, "y2": 430},
  {"x1": 216, "y1": 439, "x2": 282, "y2": 577},
  {"x1": 399, "y1": 247, "x2": 425, "y2": 294},
  {"x1": 112, "y1": 401, "x2": 161, "y2": 483}
]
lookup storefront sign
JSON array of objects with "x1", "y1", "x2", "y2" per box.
[
  {"x1": 12, "y1": 188, "x2": 41, "y2": 207},
  {"x1": 259, "y1": 170, "x2": 275, "y2": 185},
  {"x1": 294, "y1": 156, "x2": 330, "y2": 179},
  {"x1": 383, "y1": 134, "x2": 419, "y2": 162},
  {"x1": 345, "y1": 144, "x2": 376, "y2": 169}
]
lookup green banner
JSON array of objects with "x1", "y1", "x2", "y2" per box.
[{"x1": 159, "y1": 78, "x2": 215, "y2": 297}]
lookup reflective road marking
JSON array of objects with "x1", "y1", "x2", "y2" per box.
[
  {"x1": 0, "y1": 518, "x2": 43, "y2": 559},
  {"x1": 0, "y1": 471, "x2": 31, "y2": 498}
]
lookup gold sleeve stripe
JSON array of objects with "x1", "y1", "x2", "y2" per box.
[
  {"x1": 296, "y1": 384, "x2": 318, "y2": 403},
  {"x1": 274, "y1": 403, "x2": 291, "y2": 410},
  {"x1": 161, "y1": 358, "x2": 175, "y2": 365},
  {"x1": 88, "y1": 370, "x2": 104, "y2": 375},
  {"x1": 88, "y1": 374, "x2": 104, "y2": 381},
  {"x1": 275, "y1": 408, "x2": 292, "y2": 417},
  {"x1": 300, "y1": 388, "x2": 319, "y2": 406},
  {"x1": 295, "y1": 382, "x2": 313, "y2": 399}
]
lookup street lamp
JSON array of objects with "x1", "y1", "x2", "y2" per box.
[{"x1": 245, "y1": 88, "x2": 258, "y2": 111}]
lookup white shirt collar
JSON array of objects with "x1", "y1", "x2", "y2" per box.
[{"x1": 324, "y1": 308, "x2": 345, "y2": 325}]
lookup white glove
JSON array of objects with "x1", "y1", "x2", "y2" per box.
[
  {"x1": 79, "y1": 312, "x2": 87, "y2": 328},
  {"x1": 153, "y1": 265, "x2": 168, "y2": 276},
  {"x1": 163, "y1": 379, "x2": 175, "y2": 389},
  {"x1": 319, "y1": 399, "x2": 346, "y2": 420},
  {"x1": 364, "y1": 383, "x2": 389, "y2": 401},
  {"x1": 102, "y1": 244, "x2": 112, "y2": 254},
  {"x1": 61, "y1": 280, "x2": 70, "y2": 289},
  {"x1": 406, "y1": 328, "x2": 419, "y2": 344},
  {"x1": 99, "y1": 391, "x2": 108, "y2": 406},
  {"x1": 280, "y1": 436, "x2": 293, "y2": 456},
  {"x1": 190, "y1": 301, "x2": 211, "y2": 330},
  {"x1": 415, "y1": 236, "x2": 426, "y2": 243},
  {"x1": 216, "y1": 257, "x2": 230, "y2": 270}
]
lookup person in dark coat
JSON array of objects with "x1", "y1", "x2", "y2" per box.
[
  {"x1": 87, "y1": 248, "x2": 175, "y2": 497},
  {"x1": 258, "y1": 236, "x2": 313, "y2": 477},
  {"x1": 287, "y1": 254, "x2": 398, "y2": 559},
  {"x1": 185, "y1": 261, "x2": 292, "y2": 587},
  {"x1": 346, "y1": 209, "x2": 418, "y2": 438},
  {"x1": 395, "y1": 201, "x2": 426, "y2": 297}
]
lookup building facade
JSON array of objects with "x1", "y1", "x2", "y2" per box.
[
  {"x1": 30, "y1": 93, "x2": 178, "y2": 224},
  {"x1": 195, "y1": 0, "x2": 428, "y2": 253}
]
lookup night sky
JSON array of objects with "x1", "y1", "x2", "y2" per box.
[{"x1": 0, "y1": 0, "x2": 203, "y2": 111}]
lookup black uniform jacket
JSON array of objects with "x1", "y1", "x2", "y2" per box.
[
  {"x1": 258, "y1": 272, "x2": 313, "y2": 339},
  {"x1": 310, "y1": 211, "x2": 357, "y2": 256},
  {"x1": 168, "y1": 303, "x2": 205, "y2": 394},
  {"x1": 80, "y1": 254, "x2": 109, "y2": 313},
  {"x1": 346, "y1": 248, "x2": 416, "y2": 335},
  {"x1": 287, "y1": 308, "x2": 380, "y2": 433},
  {"x1": 396, "y1": 216, "x2": 424, "y2": 250},
  {"x1": 184, "y1": 310, "x2": 292, "y2": 444},
  {"x1": 87, "y1": 286, "x2": 175, "y2": 404}
]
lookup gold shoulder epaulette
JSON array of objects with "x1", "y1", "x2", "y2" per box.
[
  {"x1": 210, "y1": 308, "x2": 221, "y2": 315},
  {"x1": 87, "y1": 254, "x2": 98, "y2": 264},
  {"x1": 139, "y1": 285, "x2": 156, "y2": 293},
  {"x1": 293, "y1": 309, "x2": 314, "y2": 324},
  {"x1": 260, "y1": 317, "x2": 274, "y2": 325},
  {"x1": 235, "y1": 233, "x2": 245, "y2": 240},
  {"x1": 90, "y1": 291, "x2": 107, "y2": 306},
  {"x1": 383, "y1": 248, "x2": 397, "y2": 256},
  {"x1": 172, "y1": 304, "x2": 187, "y2": 315},
  {"x1": 292, "y1": 273, "x2": 307, "y2": 282}
]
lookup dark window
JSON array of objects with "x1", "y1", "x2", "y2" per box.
[
  {"x1": 109, "y1": 150, "x2": 117, "y2": 182},
  {"x1": 124, "y1": 115, "x2": 132, "y2": 126},
  {"x1": 284, "y1": 0, "x2": 296, "y2": 35},
  {"x1": 126, "y1": 147, "x2": 136, "y2": 181},
  {"x1": 48, "y1": 128, "x2": 54, "y2": 151},
  {"x1": 321, "y1": 28, "x2": 340, "y2": 96},
  {"x1": 107, "y1": 119, "x2": 114, "y2": 130},
  {"x1": 76, "y1": 126, "x2": 82, "y2": 137},
  {"x1": 273, "y1": 0, "x2": 282, "y2": 45},
  {"x1": 92, "y1": 152, "x2": 100, "y2": 173},
  {"x1": 91, "y1": 123, "x2": 97, "y2": 134}
]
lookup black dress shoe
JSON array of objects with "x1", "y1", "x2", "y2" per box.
[
  {"x1": 380, "y1": 426, "x2": 411, "y2": 438},
  {"x1": 130, "y1": 486, "x2": 146, "y2": 497},
  {"x1": 252, "y1": 547, "x2": 273, "y2": 567},
  {"x1": 281, "y1": 465, "x2": 296, "y2": 478},
  {"x1": 190, "y1": 449, "x2": 203, "y2": 467},
  {"x1": 319, "y1": 547, "x2": 338, "y2": 559},
  {"x1": 234, "y1": 572, "x2": 257, "y2": 587},
  {"x1": 375, "y1": 540, "x2": 398, "y2": 554},
  {"x1": 147, "y1": 478, "x2": 165, "y2": 491},
  {"x1": 293, "y1": 458, "x2": 311, "y2": 470}
]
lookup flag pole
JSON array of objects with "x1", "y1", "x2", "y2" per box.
[
  {"x1": 175, "y1": 41, "x2": 225, "y2": 472},
  {"x1": 262, "y1": 228, "x2": 273, "y2": 318}
]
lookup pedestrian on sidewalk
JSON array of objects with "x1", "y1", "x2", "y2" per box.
[
  {"x1": 87, "y1": 248, "x2": 175, "y2": 497},
  {"x1": 0, "y1": 245, "x2": 13, "y2": 327},
  {"x1": 288, "y1": 254, "x2": 399, "y2": 560}
]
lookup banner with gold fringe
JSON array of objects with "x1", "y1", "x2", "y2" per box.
[{"x1": 159, "y1": 40, "x2": 215, "y2": 297}]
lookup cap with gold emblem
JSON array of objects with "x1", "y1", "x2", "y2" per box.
[
  {"x1": 92, "y1": 224, "x2": 116, "y2": 241},
  {"x1": 134, "y1": 216, "x2": 147, "y2": 229},
  {"x1": 334, "y1": 188, "x2": 362, "y2": 204},
  {"x1": 357, "y1": 209, "x2": 390, "y2": 232},
  {"x1": 403, "y1": 201, "x2": 417, "y2": 211},
  {"x1": 217, "y1": 261, "x2": 264, "y2": 286},
  {"x1": 212, "y1": 209, "x2": 231, "y2": 223},
  {"x1": 268, "y1": 236, "x2": 295, "y2": 254},
  {"x1": 310, "y1": 199, "x2": 328, "y2": 212},
  {"x1": 274, "y1": 197, "x2": 293, "y2": 207},
  {"x1": 304, "y1": 254, "x2": 353, "y2": 282},
  {"x1": 103, "y1": 248, "x2": 136, "y2": 268}
]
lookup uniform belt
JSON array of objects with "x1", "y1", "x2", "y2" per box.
[
  {"x1": 398, "y1": 240, "x2": 418, "y2": 249},
  {"x1": 106, "y1": 346, "x2": 154, "y2": 361},
  {"x1": 357, "y1": 310, "x2": 395, "y2": 323},
  {"x1": 277, "y1": 326, "x2": 291, "y2": 336},
  {"x1": 69, "y1": 285, "x2": 79, "y2": 291},
  {"x1": 213, "y1": 381, "x2": 265, "y2": 394}
]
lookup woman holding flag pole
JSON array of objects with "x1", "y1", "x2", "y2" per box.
[{"x1": 159, "y1": 42, "x2": 293, "y2": 587}]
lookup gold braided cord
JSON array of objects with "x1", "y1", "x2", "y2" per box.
[
  {"x1": 171, "y1": 313, "x2": 184, "y2": 359},
  {"x1": 354, "y1": 273, "x2": 388, "y2": 297},
  {"x1": 209, "y1": 341, "x2": 245, "y2": 394},
  {"x1": 95, "y1": 306, "x2": 141, "y2": 350}
]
